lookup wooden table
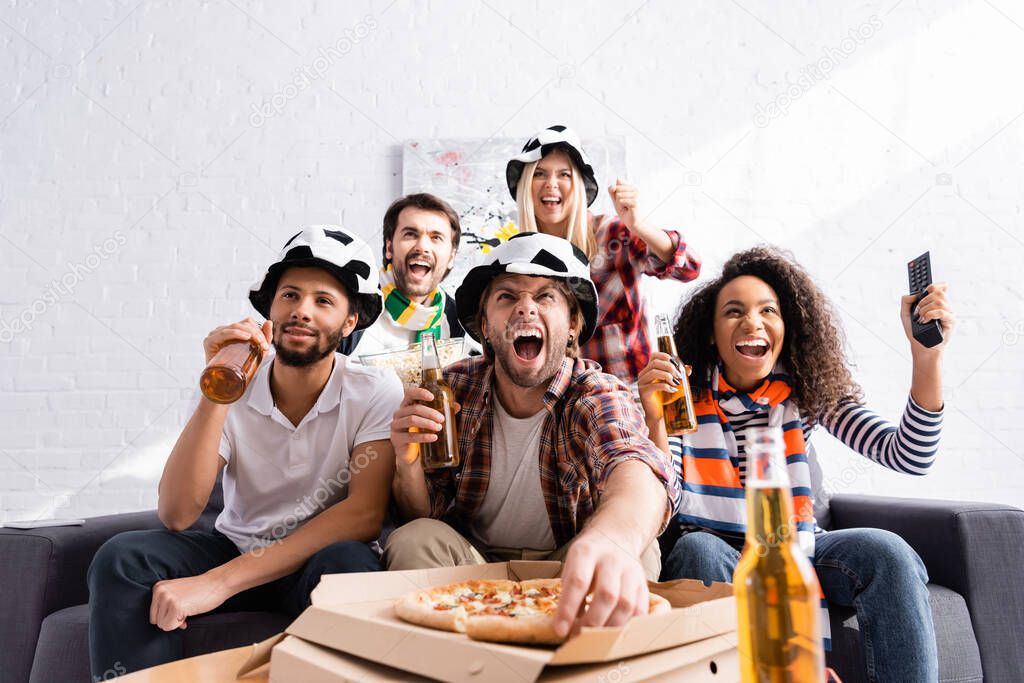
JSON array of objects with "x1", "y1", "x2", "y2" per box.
[{"x1": 118, "y1": 645, "x2": 269, "y2": 683}]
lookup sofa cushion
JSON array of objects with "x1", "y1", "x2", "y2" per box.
[
  {"x1": 29, "y1": 604, "x2": 291, "y2": 683},
  {"x1": 827, "y1": 584, "x2": 982, "y2": 683}
]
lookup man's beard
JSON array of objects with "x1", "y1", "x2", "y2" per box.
[
  {"x1": 393, "y1": 254, "x2": 443, "y2": 300},
  {"x1": 491, "y1": 329, "x2": 566, "y2": 390},
  {"x1": 272, "y1": 323, "x2": 347, "y2": 367}
]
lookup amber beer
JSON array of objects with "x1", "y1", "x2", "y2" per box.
[
  {"x1": 418, "y1": 333, "x2": 460, "y2": 471},
  {"x1": 654, "y1": 314, "x2": 697, "y2": 435},
  {"x1": 733, "y1": 427, "x2": 825, "y2": 683},
  {"x1": 200, "y1": 341, "x2": 263, "y2": 404}
]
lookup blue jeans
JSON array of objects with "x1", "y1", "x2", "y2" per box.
[
  {"x1": 87, "y1": 529, "x2": 381, "y2": 678},
  {"x1": 661, "y1": 529, "x2": 938, "y2": 683}
]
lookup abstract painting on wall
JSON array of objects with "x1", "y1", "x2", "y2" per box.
[{"x1": 402, "y1": 136, "x2": 626, "y2": 288}]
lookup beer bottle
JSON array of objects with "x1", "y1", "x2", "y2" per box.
[
  {"x1": 200, "y1": 341, "x2": 263, "y2": 404},
  {"x1": 654, "y1": 314, "x2": 697, "y2": 435},
  {"x1": 418, "y1": 333, "x2": 460, "y2": 471},
  {"x1": 733, "y1": 427, "x2": 825, "y2": 683}
]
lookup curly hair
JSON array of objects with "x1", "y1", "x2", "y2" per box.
[{"x1": 673, "y1": 246, "x2": 862, "y2": 425}]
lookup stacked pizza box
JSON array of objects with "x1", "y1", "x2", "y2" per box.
[{"x1": 235, "y1": 560, "x2": 740, "y2": 682}]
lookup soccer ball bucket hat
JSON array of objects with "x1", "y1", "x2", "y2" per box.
[
  {"x1": 249, "y1": 226, "x2": 383, "y2": 331},
  {"x1": 455, "y1": 232, "x2": 598, "y2": 344}
]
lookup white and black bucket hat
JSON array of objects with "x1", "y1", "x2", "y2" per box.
[
  {"x1": 455, "y1": 232, "x2": 598, "y2": 344},
  {"x1": 506, "y1": 125, "x2": 599, "y2": 207},
  {"x1": 249, "y1": 226, "x2": 382, "y2": 331}
]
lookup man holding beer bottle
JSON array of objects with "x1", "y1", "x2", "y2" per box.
[
  {"x1": 385, "y1": 232, "x2": 679, "y2": 638},
  {"x1": 87, "y1": 226, "x2": 403, "y2": 678}
]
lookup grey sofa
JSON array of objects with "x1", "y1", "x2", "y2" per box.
[
  {"x1": 2, "y1": 492, "x2": 1022, "y2": 683},
  {"x1": 825, "y1": 495, "x2": 1024, "y2": 683},
  {"x1": 0, "y1": 484, "x2": 291, "y2": 683}
]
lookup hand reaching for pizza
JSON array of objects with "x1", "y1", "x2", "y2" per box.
[
  {"x1": 394, "y1": 577, "x2": 669, "y2": 644},
  {"x1": 554, "y1": 530, "x2": 650, "y2": 637}
]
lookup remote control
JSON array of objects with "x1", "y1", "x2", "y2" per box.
[{"x1": 907, "y1": 252, "x2": 943, "y2": 348}]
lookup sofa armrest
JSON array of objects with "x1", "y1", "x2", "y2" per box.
[
  {"x1": 829, "y1": 494, "x2": 1024, "y2": 682},
  {"x1": 0, "y1": 511, "x2": 163, "y2": 683}
]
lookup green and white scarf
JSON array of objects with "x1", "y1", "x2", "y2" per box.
[{"x1": 379, "y1": 265, "x2": 444, "y2": 342}]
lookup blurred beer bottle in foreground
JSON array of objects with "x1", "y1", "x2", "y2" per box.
[
  {"x1": 654, "y1": 314, "x2": 697, "y2": 435},
  {"x1": 200, "y1": 341, "x2": 263, "y2": 404},
  {"x1": 733, "y1": 427, "x2": 825, "y2": 683},
  {"x1": 418, "y1": 332, "x2": 460, "y2": 471}
]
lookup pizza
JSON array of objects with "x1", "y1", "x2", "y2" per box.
[{"x1": 394, "y1": 578, "x2": 672, "y2": 645}]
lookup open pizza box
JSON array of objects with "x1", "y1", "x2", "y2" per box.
[{"x1": 236, "y1": 560, "x2": 740, "y2": 682}]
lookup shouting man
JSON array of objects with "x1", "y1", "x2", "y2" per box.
[
  {"x1": 344, "y1": 193, "x2": 468, "y2": 355},
  {"x1": 385, "y1": 232, "x2": 678, "y2": 639}
]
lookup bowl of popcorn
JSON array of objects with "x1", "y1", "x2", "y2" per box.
[{"x1": 360, "y1": 337, "x2": 468, "y2": 386}]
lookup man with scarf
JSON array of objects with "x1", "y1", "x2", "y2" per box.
[{"x1": 342, "y1": 193, "x2": 467, "y2": 355}]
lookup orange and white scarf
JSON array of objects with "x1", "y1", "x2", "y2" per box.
[
  {"x1": 677, "y1": 366, "x2": 816, "y2": 551},
  {"x1": 676, "y1": 366, "x2": 831, "y2": 646}
]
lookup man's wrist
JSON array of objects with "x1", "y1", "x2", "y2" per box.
[
  {"x1": 575, "y1": 526, "x2": 644, "y2": 561},
  {"x1": 395, "y1": 455, "x2": 425, "y2": 478},
  {"x1": 202, "y1": 563, "x2": 238, "y2": 598},
  {"x1": 196, "y1": 397, "x2": 231, "y2": 415}
]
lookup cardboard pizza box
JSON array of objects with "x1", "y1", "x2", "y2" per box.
[
  {"x1": 235, "y1": 560, "x2": 738, "y2": 683},
  {"x1": 119, "y1": 631, "x2": 737, "y2": 683},
  {"x1": 266, "y1": 632, "x2": 739, "y2": 682}
]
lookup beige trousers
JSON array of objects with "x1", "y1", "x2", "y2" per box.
[{"x1": 383, "y1": 518, "x2": 662, "y2": 582}]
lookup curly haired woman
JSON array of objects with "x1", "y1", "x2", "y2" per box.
[{"x1": 638, "y1": 246, "x2": 953, "y2": 682}]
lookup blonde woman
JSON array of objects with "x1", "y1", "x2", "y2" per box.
[{"x1": 506, "y1": 125, "x2": 701, "y2": 383}]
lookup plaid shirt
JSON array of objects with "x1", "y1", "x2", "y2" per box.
[
  {"x1": 581, "y1": 214, "x2": 701, "y2": 383},
  {"x1": 423, "y1": 355, "x2": 679, "y2": 548}
]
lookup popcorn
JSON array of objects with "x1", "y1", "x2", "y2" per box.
[{"x1": 360, "y1": 338, "x2": 467, "y2": 386}]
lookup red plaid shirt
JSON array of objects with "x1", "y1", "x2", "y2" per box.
[
  {"x1": 424, "y1": 355, "x2": 679, "y2": 547},
  {"x1": 582, "y1": 214, "x2": 701, "y2": 383}
]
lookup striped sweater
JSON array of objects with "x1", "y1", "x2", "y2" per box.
[{"x1": 667, "y1": 395, "x2": 943, "y2": 539}]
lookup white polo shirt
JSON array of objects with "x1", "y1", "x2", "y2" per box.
[{"x1": 213, "y1": 352, "x2": 403, "y2": 553}]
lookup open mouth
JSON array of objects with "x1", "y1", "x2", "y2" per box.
[
  {"x1": 406, "y1": 257, "x2": 433, "y2": 278},
  {"x1": 540, "y1": 195, "x2": 562, "y2": 208},
  {"x1": 511, "y1": 327, "x2": 544, "y2": 362},
  {"x1": 735, "y1": 338, "x2": 769, "y2": 359}
]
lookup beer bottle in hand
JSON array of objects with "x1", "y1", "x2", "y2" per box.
[
  {"x1": 418, "y1": 333, "x2": 460, "y2": 471},
  {"x1": 654, "y1": 314, "x2": 697, "y2": 435},
  {"x1": 200, "y1": 341, "x2": 263, "y2": 404},
  {"x1": 733, "y1": 427, "x2": 825, "y2": 683}
]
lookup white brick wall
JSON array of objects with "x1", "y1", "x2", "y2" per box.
[{"x1": 1, "y1": 0, "x2": 1022, "y2": 522}]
